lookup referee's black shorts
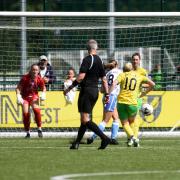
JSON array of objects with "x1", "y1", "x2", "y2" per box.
[{"x1": 78, "y1": 87, "x2": 99, "y2": 114}]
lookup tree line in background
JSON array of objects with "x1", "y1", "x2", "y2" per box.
[{"x1": 0, "y1": 0, "x2": 180, "y2": 12}]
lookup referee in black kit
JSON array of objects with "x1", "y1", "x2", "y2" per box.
[{"x1": 64, "y1": 39, "x2": 111, "y2": 150}]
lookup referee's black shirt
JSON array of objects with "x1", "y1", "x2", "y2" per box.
[{"x1": 79, "y1": 54, "x2": 105, "y2": 88}]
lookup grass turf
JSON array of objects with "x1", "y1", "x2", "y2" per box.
[{"x1": 0, "y1": 137, "x2": 179, "y2": 180}]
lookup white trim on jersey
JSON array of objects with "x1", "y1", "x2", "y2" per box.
[{"x1": 89, "y1": 55, "x2": 94, "y2": 70}]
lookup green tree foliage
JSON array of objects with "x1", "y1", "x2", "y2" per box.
[{"x1": 0, "y1": 0, "x2": 180, "y2": 12}]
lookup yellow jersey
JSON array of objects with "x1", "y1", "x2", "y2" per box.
[
  {"x1": 117, "y1": 71, "x2": 149, "y2": 105},
  {"x1": 134, "y1": 67, "x2": 148, "y2": 76}
]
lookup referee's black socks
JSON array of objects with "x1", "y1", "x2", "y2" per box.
[
  {"x1": 86, "y1": 121, "x2": 107, "y2": 140},
  {"x1": 76, "y1": 123, "x2": 87, "y2": 143}
]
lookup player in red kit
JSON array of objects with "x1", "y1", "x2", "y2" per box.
[{"x1": 16, "y1": 64, "x2": 46, "y2": 138}]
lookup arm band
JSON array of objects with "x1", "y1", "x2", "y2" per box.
[
  {"x1": 68, "y1": 80, "x2": 79, "y2": 91},
  {"x1": 72, "y1": 80, "x2": 79, "y2": 87}
]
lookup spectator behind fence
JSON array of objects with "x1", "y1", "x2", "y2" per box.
[
  {"x1": 64, "y1": 68, "x2": 77, "y2": 104},
  {"x1": 151, "y1": 64, "x2": 163, "y2": 90},
  {"x1": 38, "y1": 55, "x2": 56, "y2": 90}
]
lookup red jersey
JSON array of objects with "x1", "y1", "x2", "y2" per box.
[{"x1": 19, "y1": 74, "x2": 45, "y2": 98}]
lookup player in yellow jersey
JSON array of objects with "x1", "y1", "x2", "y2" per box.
[
  {"x1": 131, "y1": 52, "x2": 148, "y2": 144},
  {"x1": 111, "y1": 62, "x2": 155, "y2": 147},
  {"x1": 132, "y1": 52, "x2": 148, "y2": 110},
  {"x1": 132, "y1": 52, "x2": 147, "y2": 76}
]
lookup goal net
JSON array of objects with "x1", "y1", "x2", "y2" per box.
[{"x1": 0, "y1": 12, "x2": 180, "y2": 138}]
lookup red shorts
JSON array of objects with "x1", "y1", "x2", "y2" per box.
[{"x1": 23, "y1": 95, "x2": 39, "y2": 105}]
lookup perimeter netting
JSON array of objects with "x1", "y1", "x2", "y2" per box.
[{"x1": 0, "y1": 12, "x2": 180, "y2": 137}]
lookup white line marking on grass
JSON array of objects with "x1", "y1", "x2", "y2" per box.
[
  {"x1": 142, "y1": 139, "x2": 180, "y2": 142},
  {"x1": 51, "y1": 170, "x2": 180, "y2": 180},
  {"x1": 0, "y1": 146, "x2": 179, "y2": 150},
  {"x1": 0, "y1": 138, "x2": 180, "y2": 143},
  {"x1": 0, "y1": 147, "x2": 71, "y2": 149}
]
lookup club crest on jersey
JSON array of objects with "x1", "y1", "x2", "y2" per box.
[{"x1": 140, "y1": 95, "x2": 162, "y2": 123}]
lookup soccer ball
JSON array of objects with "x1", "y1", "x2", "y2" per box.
[{"x1": 141, "y1": 103, "x2": 153, "y2": 116}]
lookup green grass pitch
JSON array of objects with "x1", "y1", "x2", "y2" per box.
[{"x1": 0, "y1": 137, "x2": 179, "y2": 180}]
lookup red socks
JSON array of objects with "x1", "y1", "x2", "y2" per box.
[
  {"x1": 33, "y1": 108, "x2": 42, "y2": 128},
  {"x1": 23, "y1": 112, "x2": 30, "y2": 131}
]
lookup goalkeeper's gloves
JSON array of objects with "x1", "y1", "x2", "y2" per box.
[
  {"x1": 40, "y1": 92, "x2": 46, "y2": 101},
  {"x1": 104, "y1": 93, "x2": 110, "y2": 104},
  {"x1": 17, "y1": 94, "x2": 24, "y2": 105}
]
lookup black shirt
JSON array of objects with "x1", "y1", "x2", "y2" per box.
[{"x1": 79, "y1": 54, "x2": 105, "y2": 88}]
